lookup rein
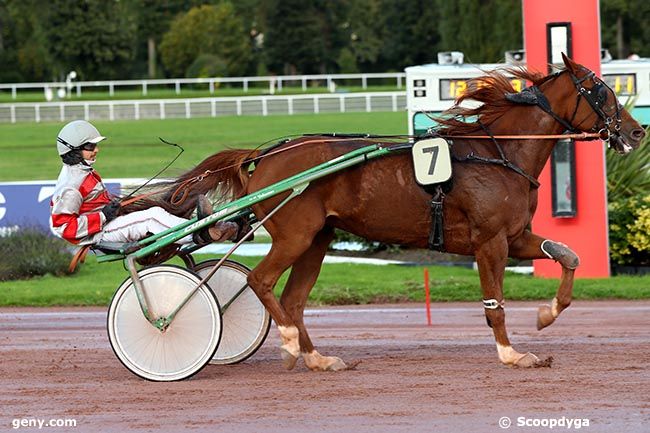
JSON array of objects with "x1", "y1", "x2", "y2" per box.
[
  {"x1": 131, "y1": 129, "x2": 603, "y2": 207},
  {"x1": 167, "y1": 136, "x2": 406, "y2": 206}
]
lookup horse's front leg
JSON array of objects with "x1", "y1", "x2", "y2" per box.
[
  {"x1": 509, "y1": 230, "x2": 580, "y2": 330},
  {"x1": 475, "y1": 234, "x2": 543, "y2": 367}
]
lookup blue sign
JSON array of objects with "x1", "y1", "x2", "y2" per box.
[{"x1": 0, "y1": 181, "x2": 121, "y2": 234}]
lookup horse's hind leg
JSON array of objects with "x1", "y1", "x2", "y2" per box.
[
  {"x1": 280, "y1": 227, "x2": 347, "y2": 371},
  {"x1": 509, "y1": 230, "x2": 579, "y2": 330},
  {"x1": 476, "y1": 234, "x2": 544, "y2": 367},
  {"x1": 246, "y1": 209, "x2": 327, "y2": 370}
]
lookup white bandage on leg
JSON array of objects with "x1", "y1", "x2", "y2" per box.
[{"x1": 483, "y1": 299, "x2": 505, "y2": 309}]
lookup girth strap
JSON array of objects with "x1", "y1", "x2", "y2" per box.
[{"x1": 428, "y1": 185, "x2": 445, "y2": 251}]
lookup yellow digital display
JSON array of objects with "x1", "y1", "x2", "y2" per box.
[
  {"x1": 603, "y1": 74, "x2": 636, "y2": 96},
  {"x1": 439, "y1": 78, "x2": 527, "y2": 100}
]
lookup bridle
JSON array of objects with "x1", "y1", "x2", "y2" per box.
[
  {"x1": 536, "y1": 68, "x2": 623, "y2": 146},
  {"x1": 569, "y1": 69, "x2": 623, "y2": 146},
  {"x1": 435, "y1": 66, "x2": 624, "y2": 189}
]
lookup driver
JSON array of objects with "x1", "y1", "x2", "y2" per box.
[{"x1": 49, "y1": 120, "x2": 237, "y2": 247}]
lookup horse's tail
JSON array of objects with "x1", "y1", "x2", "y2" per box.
[{"x1": 122, "y1": 148, "x2": 260, "y2": 218}]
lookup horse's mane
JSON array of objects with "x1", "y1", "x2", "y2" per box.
[{"x1": 434, "y1": 67, "x2": 547, "y2": 135}]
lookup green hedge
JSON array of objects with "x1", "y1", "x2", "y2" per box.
[{"x1": 0, "y1": 228, "x2": 73, "y2": 281}]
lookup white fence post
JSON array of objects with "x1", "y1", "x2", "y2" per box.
[
  {"x1": 175, "y1": 81, "x2": 180, "y2": 94},
  {"x1": 143, "y1": 82, "x2": 147, "y2": 96},
  {"x1": 10, "y1": 105, "x2": 15, "y2": 123},
  {"x1": 185, "y1": 101, "x2": 190, "y2": 119},
  {"x1": 84, "y1": 103, "x2": 90, "y2": 120},
  {"x1": 109, "y1": 83, "x2": 114, "y2": 97},
  {"x1": 339, "y1": 96, "x2": 345, "y2": 113},
  {"x1": 262, "y1": 98, "x2": 268, "y2": 116},
  {"x1": 135, "y1": 102, "x2": 140, "y2": 120},
  {"x1": 11, "y1": 85, "x2": 16, "y2": 100},
  {"x1": 211, "y1": 99, "x2": 216, "y2": 117},
  {"x1": 35, "y1": 105, "x2": 40, "y2": 123},
  {"x1": 59, "y1": 104, "x2": 65, "y2": 122},
  {"x1": 109, "y1": 102, "x2": 114, "y2": 121},
  {"x1": 236, "y1": 99, "x2": 242, "y2": 116},
  {"x1": 365, "y1": 95, "x2": 371, "y2": 112},
  {"x1": 314, "y1": 96, "x2": 319, "y2": 114},
  {"x1": 160, "y1": 101, "x2": 165, "y2": 120},
  {"x1": 288, "y1": 97, "x2": 294, "y2": 115}
]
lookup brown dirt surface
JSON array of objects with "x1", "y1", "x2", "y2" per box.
[{"x1": 2, "y1": 301, "x2": 649, "y2": 433}]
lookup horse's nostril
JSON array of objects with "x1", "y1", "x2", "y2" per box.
[{"x1": 631, "y1": 128, "x2": 646, "y2": 140}]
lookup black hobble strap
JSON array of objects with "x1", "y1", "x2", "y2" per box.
[{"x1": 428, "y1": 184, "x2": 445, "y2": 251}]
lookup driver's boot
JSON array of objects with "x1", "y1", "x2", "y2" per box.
[{"x1": 192, "y1": 195, "x2": 239, "y2": 244}]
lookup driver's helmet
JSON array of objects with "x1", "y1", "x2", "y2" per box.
[{"x1": 56, "y1": 120, "x2": 106, "y2": 155}]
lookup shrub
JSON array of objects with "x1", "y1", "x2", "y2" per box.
[
  {"x1": 0, "y1": 228, "x2": 74, "y2": 281},
  {"x1": 608, "y1": 194, "x2": 650, "y2": 266}
]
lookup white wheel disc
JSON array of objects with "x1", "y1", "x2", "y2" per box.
[
  {"x1": 194, "y1": 260, "x2": 270, "y2": 365},
  {"x1": 107, "y1": 265, "x2": 222, "y2": 381}
]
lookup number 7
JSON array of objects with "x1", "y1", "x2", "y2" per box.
[{"x1": 422, "y1": 146, "x2": 439, "y2": 175}]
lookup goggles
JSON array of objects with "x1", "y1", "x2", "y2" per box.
[{"x1": 81, "y1": 142, "x2": 98, "y2": 151}]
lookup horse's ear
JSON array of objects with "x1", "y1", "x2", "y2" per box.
[{"x1": 561, "y1": 53, "x2": 578, "y2": 73}]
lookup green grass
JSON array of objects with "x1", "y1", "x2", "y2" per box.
[
  {"x1": 0, "y1": 254, "x2": 648, "y2": 307},
  {"x1": 0, "y1": 85, "x2": 401, "y2": 103},
  {"x1": 0, "y1": 112, "x2": 407, "y2": 181}
]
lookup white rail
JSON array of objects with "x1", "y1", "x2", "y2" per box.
[
  {"x1": 0, "y1": 73, "x2": 405, "y2": 99},
  {"x1": 0, "y1": 92, "x2": 407, "y2": 123}
]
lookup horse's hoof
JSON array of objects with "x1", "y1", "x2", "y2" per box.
[
  {"x1": 325, "y1": 357, "x2": 347, "y2": 372},
  {"x1": 537, "y1": 304, "x2": 556, "y2": 330},
  {"x1": 514, "y1": 352, "x2": 540, "y2": 368},
  {"x1": 280, "y1": 347, "x2": 298, "y2": 370}
]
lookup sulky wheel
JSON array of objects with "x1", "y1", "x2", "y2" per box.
[
  {"x1": 193, "y1": 259, "x2": 271, "y2": 365},
  {"x1": 107, "y1": 265, "x2": 222, "y2": 381}
]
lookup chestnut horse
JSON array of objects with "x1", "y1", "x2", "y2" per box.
[{"x1": 130, "y1": 55, "x2": 645, "y2": 370}]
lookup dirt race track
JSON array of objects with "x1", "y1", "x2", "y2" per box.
[{"x1": 1, "y1": 301, "x2": 649, "y2": 433}]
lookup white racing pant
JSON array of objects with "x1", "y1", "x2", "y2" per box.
[{"x1": 99, "y1": 207, "x2": 193, "y2": 244}]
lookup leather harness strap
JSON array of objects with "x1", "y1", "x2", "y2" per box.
[{"x1": 68, "y1": 245, "x2": 91, "y2": 273}]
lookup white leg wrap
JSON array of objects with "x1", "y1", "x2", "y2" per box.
[{"x1": 277, "y1": 325, "x2": 300, "y2": 358}]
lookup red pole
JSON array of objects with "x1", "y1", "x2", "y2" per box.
[{"x1": 424, "y1": 268, "x2": 432, "y2": 326}]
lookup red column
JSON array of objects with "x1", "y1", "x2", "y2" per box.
[{"x1": 523, "y1": 0, "x2": 610, "y2": 277}]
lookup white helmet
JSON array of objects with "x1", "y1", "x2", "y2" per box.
[{"x1": 56, "y1": 120, "x2": 106, "y2": 155}]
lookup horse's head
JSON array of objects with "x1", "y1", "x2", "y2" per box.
[{"x1": 560, "y1": 53, "x2": 645, "y2": 154}]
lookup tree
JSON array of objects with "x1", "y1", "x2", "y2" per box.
[
  {"x1": 436, "y1": 0, "x2": 521, "y2": 63},
  {"x1": 47, "y1": 0, "x2": 137, "y2": 80},
  {"x1": 159, "y1": 3, "x2": 251, "y2": 77},
  {"x1": 1, "y1": 0, "x2": 53, "y2": 82},
  {"x1": 340, "y1": 0, "x2": 383, "y2": 72},
  {"x1": 371, "y1": 0, "x2": 442, "y2": 71},
  {"x1": 263, "y1": 0, "x2": 326, "y2": 74},
  {"x1": 601, "y1": 0, "x2": 650, "y2": 58},
  {"x1": 135, "y1": 0, "x2": 205, "y2": 78}
]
